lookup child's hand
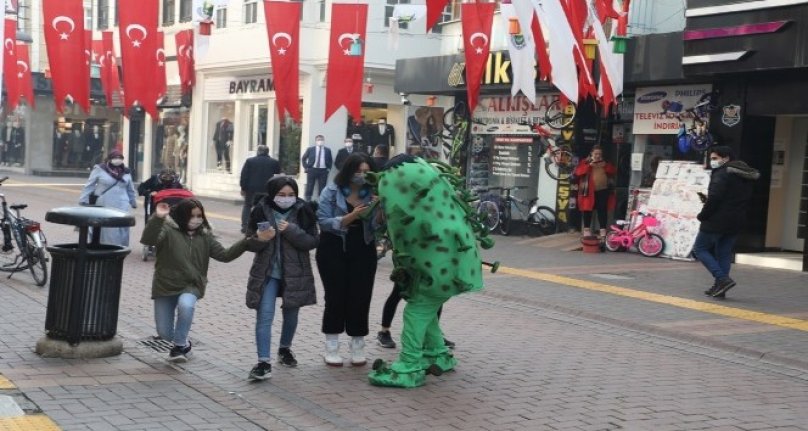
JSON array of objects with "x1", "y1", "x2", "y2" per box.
[
  {"x1": 154, "y1": 202, "x2": 170, "y2": 218},
  {"x1": 257, "y1": 227, "x2": 276, "y2": 241}
]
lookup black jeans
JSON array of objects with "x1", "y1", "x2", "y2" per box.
[
  {"x1": 582, "y1": 189, "x2": 610, "y2": 230},
  {"x1": 316, "y1": 229, "x2": 377, "y2": 336},
  {"x1": 305, "y1": 168, "x2": 329, "y2": 201},
  {"x1": 381, "y1": 284, "x2": 442, "y2": 328}
]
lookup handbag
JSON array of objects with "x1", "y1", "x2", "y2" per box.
[{"x1": 88, "y1": 180, "x2": 120, "y2": 205}]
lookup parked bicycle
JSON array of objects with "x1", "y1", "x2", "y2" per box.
[
  {"x1": 517, "y1": 122, "x2": 578, "y2": 181},
  {"x1": 0, "y1": 177, "x2": 49, "y2": 286},
  {"x1": 476, "y1": 186, "x2": 557, "y2": 236},
  {"x1": 543, "y1": 99, "x2": 577, "y2": 130},
  {"x1": 604, "y1": 210, "x2": 665, "y2": 257}
]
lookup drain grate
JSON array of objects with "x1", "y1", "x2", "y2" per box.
[{"x1": 136, "y1": 337, "x2": 174, "y2": 353}]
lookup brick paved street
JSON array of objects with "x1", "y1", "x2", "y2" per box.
[{"x1": 1, "y1": 174, "x2": 808, "y2": 431}]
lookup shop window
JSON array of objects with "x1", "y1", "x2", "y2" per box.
[
  {"x1": 152, "y1": 109, "x2": 190, "y2": 182},
  {"x1": 51, "y1": 108, "x2": 122, "y2": 171},
  {"x1": 246, "y1": 103, "x2": 268, "y2": 152},
  {"x1": 244, "y1": 0, "x2": 258, "y2": 24},
  {"x1": 385, "y1": 0, "x2": 411, "y2": 30},
  {"x1": 207, "y1": 102, "x2": 235, "y2": 173},
  {"x1": 215, "y1": 7, "x2": 227, "y2": 28},
  {"x1": 1, "y1": 107, "x2": 27, "y2": 168},
  {"x1": 97, "y1": 0, "x2": 109, "y2": 30},
  {"x1": 179, "y1": 0, "x2": 192, "y2": 23},
  {"x1": 162, "y1": 0, "x2": 176, "y2": 26}
]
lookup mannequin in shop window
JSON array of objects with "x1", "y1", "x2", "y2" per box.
[
  {"x1": 9, "y1": 121, "x2": 24, "y2": 166},
  {"x1": 69, "y1": 127, "x2": 85, "y2": 168},
  {"x1": 174, "y1": 125, "x2": 188, "y2": 183},
  {"x1": 161, "y1": 126, "x2": 178, "y2": 170},
  {"x1": 213, "y1": 113, "x2": 234, "y2": 172},
  {"x1": 86, "y1": 125, "x2": 105, "y2": 167},
  {"x1": 370, "y1": 117, "x2": 395, "y2": 153},
  {"x1": 347, "y1": 115, "x2": 371, "y2": 154}
]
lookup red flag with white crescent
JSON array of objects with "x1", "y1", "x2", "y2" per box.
[
  {"x1": 174, "y1": 29, "x2": 195, "y2": 95},
  {"x1": 531, "y1": 14, "x2": 551, "y2": 82},
  {"x1": 426, "y1": 0, "x2": 449, "y2": 33},
  {"x1": 461, "y1": 1, "x2": 495, "y2": 112},
  {"x1": 3, "y1": 19, "x2": 19, "y2": 112},
  {"x1": 264, "y1": 0, "x2": 301, "y2": 123},
  {"x1": 84, "y1": 29, "x2": 92, "y2": 85},
  {"x1": 155, "y1": 30, "x2": 166, "y2": 102},
  {"x1": 16, "y1": 43, "x2": 34, "y2": 108},
  {"x1": 102, "y1": 31, "x2": 123, "y2": 106},
  {"x1": 42, "y1": 0, "x2": 89, "y2": 112},
  {"x1": 325, "y1": 3, "x2": 367, "y2": 122},
  {"x1": 117, "y1": 0, "x2": 159, "y2": 118}
]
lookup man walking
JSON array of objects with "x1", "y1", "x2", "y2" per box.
[
  {"x1": 239, "y1": 145, "x2": 281, "y2": 233},
  {"x1": 334, "y1": 137, "x2": 356, "y2": 171},
  {"x1": 301, "y1": 135, "x2": 332, "y2": 201},
  {"x1": 694, "y1": 146, "x2": 760, "y2": 299}
]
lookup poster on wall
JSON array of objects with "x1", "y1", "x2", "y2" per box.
[
  {"x1": 406, "y1": 106, "x2": 446, "y2": 161},
  {"x1": 633, "y1": 84, "x2": 713, "y2": 135}
]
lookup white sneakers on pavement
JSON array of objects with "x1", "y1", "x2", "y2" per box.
[
  {"x1": 324, "y1": 338, "x2": 343, "y2": 367},
  {"x1": 323, "y1": 335, "x2": 367, "y2": 366},
  {"x1": 350, "y1": 336, "x2": 366, "y2": 366}
]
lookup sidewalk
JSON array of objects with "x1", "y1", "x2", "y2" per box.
[{"x1": 1, "y1": 175, "x2": 807, "y2": 430}]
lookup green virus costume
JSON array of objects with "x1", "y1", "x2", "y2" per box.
[{"x1": 365, "y1": 156, "x2": 497, "y2": 388}]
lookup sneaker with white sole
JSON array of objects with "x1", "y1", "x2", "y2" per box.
[
  {"x1": 168, "y1": 341, "x2": 192, "y2": 363},
  {"x1": 350, "y1": 337, "x2": 366, "y2": 366},
  {"x1": 324, "y1": 340, "x2": 343, "y2": 367},
  {"x1": 249, "y1": 362, "x2": 272, "y2": 380},
  {"x1": 376, "y1": 331, "x2": 396, "y2": 349}
]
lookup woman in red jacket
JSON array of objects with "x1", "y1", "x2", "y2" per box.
[{"x1": 574, "y1": 146, "x2": 616, "y2": 238}]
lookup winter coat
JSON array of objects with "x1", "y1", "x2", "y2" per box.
[
  {"x1": 140, "y1": 215, "x2": 248, "y2": 299},
  {"x1": 79, "y1": 165, "x2": 138, "y2": 247},
  {"x1": 244, "y1": 199, "x2": 319, "y2": 310},
  {"x1": 239, "y1": 154, "x2": 281, "y2": 193},
  {"x1": 574, "y1": 160, "x2": 616, "y2": 212},
  {"x1": 697, "y1": 160, "x2": 760, "y2": 234}
]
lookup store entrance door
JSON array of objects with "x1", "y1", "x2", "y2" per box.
[{"x1": 782, "y1": 118, "x2": 807, "y2": 252}]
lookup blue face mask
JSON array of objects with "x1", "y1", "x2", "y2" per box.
[{"x1": 352, "y1": 174, "x2": 366, "y2": 186}]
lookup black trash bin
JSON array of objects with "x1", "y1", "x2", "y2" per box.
[{"x1": 44, "y1": 206, "x2": 134, "y2": 345}]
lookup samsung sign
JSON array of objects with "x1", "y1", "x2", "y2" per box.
[{"x1": 632, "y1": 84, "x2": 713, "y2": 135}]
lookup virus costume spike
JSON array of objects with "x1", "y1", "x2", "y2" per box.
[{"x1": 368, "y1": 156, "x2": 497, "y2": 388}]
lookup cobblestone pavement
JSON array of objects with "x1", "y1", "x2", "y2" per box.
[{"x1": 1, "y1": 174, "x2": 807, "y2": 431}]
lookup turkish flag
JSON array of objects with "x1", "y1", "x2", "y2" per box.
[
  {"x1": 426, "y1": 0, "x2": 449, "y2": 33},
  {"x1": 264, "y1": 0, "x2": 301, "y2": 123},
  {"x1": 325, "y1": 4, "x2": 367, "y2": 122},
  {"x1": 117, "y1": 0, "x2": 159, "y2": 118},
  {"x1": 531, "y1": 14, "x2": 552, "y2": 82},
  {"x1": 461, "y1": 2, "x2": 495, "y2": 112},
  {"x1": 101, "y1": 31, "x2": 123, "y2": 106},
  {"x1": 84, "y1": 29, "x2": 92, "y2": 85},
  {"x1": 174, "y1": 29, "x2": 195, "y2": 95},
  {"x1": 3, "y1": 19, "x2": 19, "y2": 112},
  {"x1": 42, "y1": 0, "x2": 89, "y2": 112},
  {"x1": 155, "y1": 30, "x2": 166, "y2": 102},
  {"x1": 16, "y1": 43, "x2": 34, "y2": 108}
]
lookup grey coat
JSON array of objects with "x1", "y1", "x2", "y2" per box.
[{"x1": 245, "y1": 200, "x2": 319, "y2": 309}]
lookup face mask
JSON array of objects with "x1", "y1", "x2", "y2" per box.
[
  {"x1": 710, "y1": 160, "x2": 724, "y2": 169},
  {"x1": 352, "y1": 174, "x2": 366, "y2": 186},
  {"x1": 345, "y1": 143, "x2": 353, "y2": 149},
  {"x1": 110, "y1": 158, "x2": 124, "y2": 166},
  {"x1": 187, "y1": 217, "x2": 204, "y2": 231},
  {"x1": 160, "y1": 176, "x2": 174, "y2": 185},
  {"x1": 274, "y1": 196, "x2": 296, "y2": 209},
  {"x1": 315, "y1": 140, "x2": 324, "y2": 146}
]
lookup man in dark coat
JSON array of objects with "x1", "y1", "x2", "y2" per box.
[
  {"x1": 334, "y1": 137, "x2": 356, "y2": 171},
  {"x1": 300, "y1": 135, "x2": 332, "y2": 201},
  {"x1": 240, "y1": 145, "x2": 281, "y2": 232},
  {"x1": 694, "y1": 146, "x2": 760, "y2": 299}
]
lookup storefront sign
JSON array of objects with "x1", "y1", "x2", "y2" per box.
[
  {"x1": 228, "y1": 78, "x2": 275, "y2": 95},
  {"x1": 632, "y1": 84, "x2": 713, "y2": 135},
  {"x1": 721, "y1": 104, "x2": 742, "y2": 127},
  {"x1": 470, "y1": 94, "x2": 562, "y2": 135}
]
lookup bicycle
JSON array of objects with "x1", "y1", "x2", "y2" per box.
[
  {"x1": 0, "y1": 177, "x2": 49, "y2": 286},
  {"x1": 677, "y1": 91, "x2": 719, "y2": 153},
  {"x1": 476, "y1": 186, "x2": 557, "y2": 236},
  {"x1": 604, "y1": 210, "x2": 665, "y2": 257},
  {"x1": 543, "y1": 99, "x2": 577, "y2": 130},
  {"x1": 518, "y1": 122, "x2": 579, "y2": 181}
]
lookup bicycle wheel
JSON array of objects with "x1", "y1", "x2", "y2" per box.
[
  {"x1": 26, "y1": 233, "x2": 48, "y2": 287},
  {"x1": 545, "y1": 148, "x2": 576, "y2": 181},
  {"x1": 498, "y1": 203, "x2": 512, "y2": 236},
  {"x1": 477, "y1": 201, "x2": 500, "y2": 232},
  {"x1": 605, "y1": 231, "x2": 625, "y2": 252},
  {"x1": 529, "y1": 205, "x2": 557, "y2": 235},
  {"x1": 637, "y1": 233, "x2": 665, "y2": 257},
  {"x1": 544, "y1": 100, "x2": 576, "y2": 129}
]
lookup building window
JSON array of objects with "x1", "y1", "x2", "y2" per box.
[
  {"x1": 244, "y1": 0, "x2": 258, "y2": 24},
  {"x1": 179, "y1": 0, "x2": 192, "y2": 22},
  {"x1": 162, "y1": 0, "x2": 176, "y2": 26},
  {"x1": 114, "y1": 0, "x2": 119, "y2": 26},
  {"x1": 97, "y1": 0, "x2": 109, "y2": 29},
  {"x1": 319, "y1": 0, "x2": 326, "y2": 22},
  {"x1": 215, "y1": 7, "x2": 227, "y2": 28},
  {"x1": 16, "y1": 0, "x2": 31, "y2": 35},
  {"x1": 84, "y1": 6, "x2": 93, "y2": 32},
  {"x1": 384, "y1": 0, "x2": 411, "y2": 30}
]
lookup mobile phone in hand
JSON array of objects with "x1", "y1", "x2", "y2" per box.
[{"x1": 257, "y1": 221, "x2": 271, "y2": 232}]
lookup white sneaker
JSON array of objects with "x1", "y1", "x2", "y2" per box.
[
  {"x1": 324, "y1": 340, "x2": 343, "y2": 367},
  {"x1": 350, "y1": 337, "x2": 366, "y2": 366}
]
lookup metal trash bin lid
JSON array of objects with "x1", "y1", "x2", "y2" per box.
[{"x1": 46, "y1": 206, "x2": 135, "y2": 228}]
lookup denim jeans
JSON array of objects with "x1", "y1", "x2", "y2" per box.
[
  {"x1": 692, "y1": 230, "x2": 738, "y2": 281},
  {"x1": 154, "y1": 293, "x2": 198, "y2": 347},
  {"x1": 256, "y1": 278, "x2": 300, "y2": 362}
]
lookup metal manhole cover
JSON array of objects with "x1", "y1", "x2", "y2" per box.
[{"x1": 591, "y1": 273, "x2": 634, "y2": 280}]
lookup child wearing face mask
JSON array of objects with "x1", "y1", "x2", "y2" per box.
[
  {"x1": 244, "y1": 177, "x2": 319, "y2": 380},
  {"x1": 79, "y1": 150, "x2": 138, "y2": 247},
  {"x1": 141, "y1": 198, "x2": 268, "y2": 363}
]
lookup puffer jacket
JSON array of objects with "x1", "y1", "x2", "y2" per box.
[
  {"x1": 140, "y1": 215, "x2": 248, "y2": 299},
  {"x1": 245, "y1": 199, "x2": 319, "y2": 310},
  {"x1": 697, "y1": 160, "x2": 760, "y2": 234}
]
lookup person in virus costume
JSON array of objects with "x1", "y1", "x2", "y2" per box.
[{"x1": 365, "y1": 154, "x2": 498, "y2": 388}]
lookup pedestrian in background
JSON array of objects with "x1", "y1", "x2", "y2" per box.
[
  {"x1": 694, "y1": 146, "x2": 760, "y2": 298},
  {"x1": 300, "y1": 135, "x2": 333, "y2": 201},
  {"x1": 316, "y1": 152, "x2": 379, "y2": 367},
  {"x1": 334, "y1": 137, "x2": 356, "y2": 171},
  {"x1": 239, "y1": 145, "x2": 281, "y2": 233},
  {"x1": 141, "y1": 199, "x2": 259, "y2": 363},
  {"x1": 244, "y1": 177, "x2": 319, "y2": 380},
  {"x1": 79, "y1": 150, "x2": 137, "y2": 247},
  {"x1": 574, "y1": 145, "x2": 616, "y2": 238}
]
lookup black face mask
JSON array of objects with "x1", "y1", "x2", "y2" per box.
[{"x1": 160, "y1": 176, "x2": 175, "y2": 186}]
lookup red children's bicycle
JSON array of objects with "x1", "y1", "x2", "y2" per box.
[{"x1": 605, "y1": 211, "x2": 665, "y2": 257}]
